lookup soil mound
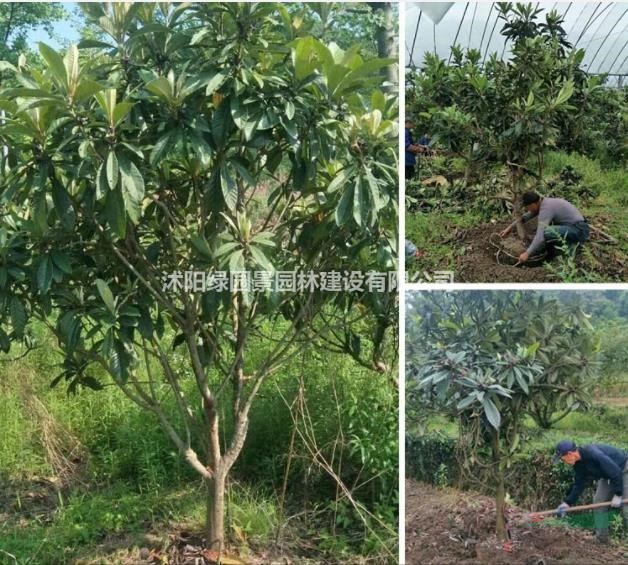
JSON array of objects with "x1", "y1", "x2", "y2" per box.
[
  {"x1": 455, "y1": 221, "x2": 548, "y2": 282},
  {"x1": 406, "y1": 480, "x2": 628, "y2": 564}
]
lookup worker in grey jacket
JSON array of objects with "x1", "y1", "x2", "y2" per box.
[{"x1": 499, "y1": 191, "x2": 590, "y2": 264}]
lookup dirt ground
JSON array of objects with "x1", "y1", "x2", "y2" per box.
[
  {"x1": 454, "y1": 221, "x2": 548, "y2": 282},
  {"x1": 451, "y1": 220, "x2": 624, "y2": 282},
  {"x1": 406, "y1": 480, "x2": 628, "y2": 565}
]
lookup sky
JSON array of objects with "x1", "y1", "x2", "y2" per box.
[
  {"x1": 26, "y1": 2, "x2": 81, "y2": 50},
  {"x1": 406, "y1": 2, "x2": 628, "y2": 75}
]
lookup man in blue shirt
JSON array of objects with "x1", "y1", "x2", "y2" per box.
[
  {"x1": 405, "y1": 118, "x2": 420, "y2": 180},
  {"x1": 553, "y1": 439, "x2": 627, "y2": 543}
]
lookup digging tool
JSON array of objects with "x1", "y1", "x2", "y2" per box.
[{"x1": 515, "y1": 498, "x2": 628, "y2": 523}]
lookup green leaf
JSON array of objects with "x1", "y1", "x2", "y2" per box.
[
  {"x1": 352, "y1": 177, "x2": 368, "y2": 227},
  {"x1": 555, "y1": 80, "x2": 574, "y2": 106},
  {"x1": 10, "y1": 297, "x2": 27, "y2": 337},
  {"x1": 456, "y1": 394, "x2": 477, "y2": 410},
  {"x1": 105, "y1": 189, "x2": 126, "y2": 238},
  {"x1": 514, "y1": 370, "x2": 529, "y2": 394},
  {"x1": 32, "y1": 191, "x2": 49, "y2": 235},
  {"x1": 220, "y1": 164, "x2": 238, "y2": 212},
  {"x1": 285, "y1": 100, "x2": 295, "y2": 120},
  {"x1": 74, "y1": 79, "x2": 104, "y2": 102},
  {"x1": 328, "y1": 170, "x2": 348, "y2": 192},
  {"x1": 212, "y1": 100, "x2": 232, "y2": 147},
  {"x1": 0, "y1": 329, "x2": 10, "y2": 353},
  {"x1": 51, "y1": 251, "x2": 72, "y2": 274},
  {"x1": 249, "y1": 245, "x2": 273, "y2": 271},
  {"x1": 64, "y1": 44, "x2": 80, "y2": 90},
  {"x1": 96, "y1": 163, "x2": 108, "y2": 200},
  {"x1": 205, "y1": 71, "x2": 226, "y2": 95},
  {"x1": 37, "y1": 256, "x2": 53, "y2": 294},
  {"x1": 112, "y1": 101, "x2": 134, "y2": 126},
  {"x1": 214, "y1": 240, "x2": 241, "y2": 257},
  {"x1": 78, "y1": 39, "x2": 114, "y2": 49},
  {"x1": 145, "y1": 76, "x2": 173, "y2": 101},
  {"x1": 335, "y1": 184, "x2": 353, "y2": 226},
  {"x1": 229, "y1": 249, "x2": 245, "y2": 272},
  {"x1": 150, "y1": 132, "x2": 175, "y2": 165},
  {"x1": 58, "y1": 311, "x2": 81, "y2": 351},
  {"x1": 483, "y1": 397, "x2": 501, "y2": 430},
  {"x1": 51, "y1": 177, "x2": 76, "y2": 230},
  {"x1": 190, "y1": 234, "x2": 213, "y2": 258},
  {"x1": 118, "y1": 155, "x2": 145, "y2": 223},
  {"x1": 96, "y1": 279, "x2": 116, "y2": 315},
  {"x1": 94, "y1": 88, "x2": 116, "y2": 125},
  {"x1": 39, "y1": 43, "x2": 68, "y2": 88},
  {"x1": 106, "y1": 151, "x2": 119, "y2": 190}
]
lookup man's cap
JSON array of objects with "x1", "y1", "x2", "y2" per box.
[
  {"x1": 522, "y1": 191, "x2": 541, "y2": 206},
  {"x1": 552, "y1": 439, "x2": 577, "y2": 464}
]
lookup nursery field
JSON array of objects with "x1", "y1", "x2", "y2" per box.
[
  {"x1": 407, "y1": 151, "x2": 628, "y2": 282},
  {"x1": 0, "y1": 322, "x2": 398, "y2": 564},
  {"x1": 406, "y1": 290, "x2": 628, "y2": 563},
  {"x1": 0, "y1": 2, "x2": 399, "y2": 563},
  {"x1": 406, "y1": 3, "x2": 627, "y2": 283}
]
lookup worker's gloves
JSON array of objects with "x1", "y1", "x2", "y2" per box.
[
  {"x1": 556, "y1": 502, "x2": 569, "y2": 518},
  {"x1": 610, "y1": 495, "x2": 623, "y2": 508}
]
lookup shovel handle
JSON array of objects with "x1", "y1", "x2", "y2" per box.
[{"x1": 530, "y1": 498, "x2": 628, "y2": 517}]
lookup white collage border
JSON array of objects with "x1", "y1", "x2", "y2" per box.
[{"x1": 398, "y1": 1, "x2": 625, "y2": 563}]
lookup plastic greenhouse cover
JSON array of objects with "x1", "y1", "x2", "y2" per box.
[
  {"x1": 416, "y1": 2, "x2": 454, "y2": 25},
  {"x1": 406, "y1": 2, "x2": 628, "y2": 80}
]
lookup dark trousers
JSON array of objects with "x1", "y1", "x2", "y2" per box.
[
  {"x1": 593, "y1": 459, "x2": 628, "y2": 542},
  {"x1": 544, "y1": 221, "x2": 590, "y2": 256},
  {"x1": 405, "y1": 165, "x2": 415, "y2": 181}
]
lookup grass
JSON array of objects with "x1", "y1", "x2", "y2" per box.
[
  {"x1": 0, "y1": 323, "x2": 398, "y2": 563},
  {"x1": 405, "y1": 209, "x2": 487, "y2": 273},
  {"x1": 405, "y1": 150, "x2": 628, "y2": 281}
]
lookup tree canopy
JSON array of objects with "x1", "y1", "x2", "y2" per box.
[{"x1": 0, "y1": 2, "x2": 398, "y2": 549}]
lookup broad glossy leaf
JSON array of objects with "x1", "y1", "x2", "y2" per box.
[
  {"x1": 39, "y1": 43, "x2": 68, "y2": 88},
  {"x1": 112, "y1": 101, "x2": 134, "y2": 126},
  {"x1": 106, "y1": 151, "x2": 119, "y2": 190},
  {"x1": 145, "y1": 76, "x2": 173, "y2": 101},
  {"x1": 96, "y1": 279, "x2": 116, "y2": 315},
  {"x1": 37, "y1": 256, "x2": 53, "y2": 294},
  {"x1": 483, "y1": 397, "x2": 501, "y2": 430},
  {"x1": 10, "y1": 297, "x2": 27, "y2": 337},
  {"x1": 105, "y1": 188, "x2": 126, "y2": 238},
  {"x1": 335, "y1": 184, "x2": 353, "y2": 226},
  {"x1": 51, "y1": 251, "x2": 72, "y2": 274},
  {"x1": 51, "y1": 177, "x2": 76, "y2": 230},
  {"x1": 205, "y1": 71, "x2": 226, "y2": 95},
  {"x1": 220, "y1": 164, "x2": 238, "y2": 212}
]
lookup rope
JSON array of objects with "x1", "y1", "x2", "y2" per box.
[
  {"x1": 488, "y1": 225, "x2": 615, "y2": 267},
  {"x1": 489, "y1": 232, "x2": 547, "y2": 267}
]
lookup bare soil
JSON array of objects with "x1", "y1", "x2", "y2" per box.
[
  {"x1": 406, "y1": 480, "x2": 628, "y2": 564},
  {"x1": 455, "y1": 221, "x2": 549, "y2": 282},
  {"x1": 452, "y1": 220, "x2": 625, "y2": 282}
]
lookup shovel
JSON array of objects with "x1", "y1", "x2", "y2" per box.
[{"x1": 517, "y1": 498, "x2": 628, "y2": 523}]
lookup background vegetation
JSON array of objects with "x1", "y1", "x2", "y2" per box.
[
  {"x1": 406, "y1": 290, "x2": 628, "y2": 544},
  {"x1": 0, "y1": 2, "x2": 399, "y2": 563},
  {"x1": 406, "y1": 3, "x2": 627, "y2": 282},
  {"x1": 0, "y1": 320, "x2": 398, "y2": 563}
]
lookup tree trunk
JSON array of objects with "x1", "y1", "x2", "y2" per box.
[
  {"x1": 491, "y1": 431, "x2": 508, "y2": 540},
  {"x1": 510, "y1": 166, "x2": 525, "y2": 240},
  {"x1": 367, "y1": 3, "x2": 397, "y2": 91},
  {"x1": 205, "y1": 470, "x2": 227, "y2": 552},
  {"x1": 537, "y1": 152, "x2": 544, "y2": 179},
  {"x1": 464, "y1": 142, "x2": 474, "y2": 186}
]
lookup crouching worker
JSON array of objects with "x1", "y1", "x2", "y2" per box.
[
  {"x1": 553, "y1": 439, "x2": 627, "y2": 544},
  {"x1": 499, "y1": 191, "x2": 590, "y2": 264}
]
